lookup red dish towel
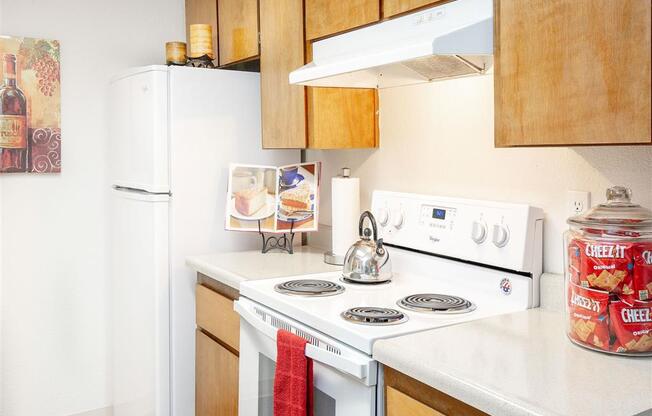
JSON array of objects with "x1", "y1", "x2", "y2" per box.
[{"x1": 274, "y1": 329, "x2": 314, "y2": 416}]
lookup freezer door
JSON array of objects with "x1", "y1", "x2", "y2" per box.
[
  {"x1": 110, "y1": 66, "x2": 169, "y2": 193},
  {"x1": 111, "y1": 188, "x2": 170, "y2": 416}
]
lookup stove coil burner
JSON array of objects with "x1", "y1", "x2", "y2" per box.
[
  {"x1": 398, "y1": 294, "x2": 476, "y2": 314},
  {"x1": 341, "y1": 307, "x2": 408, "y2": 325},
  {"x1": 274, "y1": 279, "x2": 345, "y2": 297}
]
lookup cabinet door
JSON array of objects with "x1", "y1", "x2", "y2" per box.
[
  {"x1": 196, "y1": 330, "x2": 239, "y2": 416},
  {"x1": 218, "y1": 0, "x2": 259, "y2": 65},
  {"x1": 305, "y1": 0, "x2": 380, "y2": 41},
  {"x1": 260, "y1": 0, "x2": 307, "y2": 148},
  {"x1": 495, "y1": 0, "x2": 651, "y2": 146},
  {"x1": 307, "y1": 87, "x2": 378, "y2": 148},
  {"x1": 185, "y1": 0, "x2": 218, "y2": 61},
  {"x1": 387, "y1": 386, "x2": 445, "y2": 416},
  {"x1": 383, "y1": 0, "x2": 444, "y2": 18}
]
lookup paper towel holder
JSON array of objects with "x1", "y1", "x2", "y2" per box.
[{"x1": 324, "y1": 167, "x2": 353, "y2": 266}]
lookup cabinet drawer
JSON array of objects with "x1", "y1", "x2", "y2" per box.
[{"x1": 196, "y1": 284, "x2": 240, "y2": 351}]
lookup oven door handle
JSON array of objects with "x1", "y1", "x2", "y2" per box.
[{"x1": 235, "y1": 301, "x2": 372, "y2": 381}]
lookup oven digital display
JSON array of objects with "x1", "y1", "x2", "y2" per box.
[{"x1": 432, "y1": 208, "x2": 446, "y2": 220}]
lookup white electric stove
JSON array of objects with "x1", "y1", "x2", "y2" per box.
[{"x1": 235, "y1": 191, "x2": 543, "y2": 416}]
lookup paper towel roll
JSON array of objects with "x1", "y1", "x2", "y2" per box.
[{"x1": 331, "y1": 173, "x2": 360, "y2": 257}]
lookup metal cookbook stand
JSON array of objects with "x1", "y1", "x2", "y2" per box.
[{"x1": 257, "y1": 219, "x2": 296, "y2": 254}]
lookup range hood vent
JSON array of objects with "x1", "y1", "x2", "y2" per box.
[{"x1": 289, "y1": 0, "x2": 493, "y2": 89}]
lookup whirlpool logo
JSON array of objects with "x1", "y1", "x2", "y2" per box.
[{"x1": 500, "y1": 278, "x2": 512, "y2": 295}]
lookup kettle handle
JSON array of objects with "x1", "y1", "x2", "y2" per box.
[{"x1": 358, "y1": 211, "x2": 378, "y2": 242}]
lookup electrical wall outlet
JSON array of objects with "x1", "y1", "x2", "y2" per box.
[{"x1": 567, "y1": 190, "x2": 591, "y2": 216}]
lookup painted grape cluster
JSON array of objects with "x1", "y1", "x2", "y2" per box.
[
  {"x1": 18, "y1": 39, "x2": 60, "y2": 97},
  {"x1": 32, "y1": 54, "x2": 59, "y2": 96}
]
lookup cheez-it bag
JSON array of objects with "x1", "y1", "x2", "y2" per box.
[
  {"x1": 567, "y1": 238, "x2": 582, "y2": 285},
  {"x1": 609, "y1": 299, "x2": 652, "y2": 353},
  {"x1": 568, "y1": 283, "x2": 610, "y2": 350},
  {"x1": 633, "y1": 244, "x2": 652, "y2": 301},
  {"x1": 576, "y1": 239, "x2": 634, "y2": 294}
]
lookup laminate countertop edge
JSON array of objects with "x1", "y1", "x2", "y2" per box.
[{"x1": 186, "y1": 246, "x2": 341, "y2": 290}]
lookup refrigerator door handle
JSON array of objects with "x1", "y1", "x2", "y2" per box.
[{"x1": 113, "y1": 185, "x2": 171, "y2": 196}]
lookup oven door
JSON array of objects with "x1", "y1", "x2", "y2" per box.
[{"x1": 235, "y1": 297, "x2": 378, "y2": 416}]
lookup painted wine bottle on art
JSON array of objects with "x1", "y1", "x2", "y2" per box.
[{"x1": 0, "y1": 53, "x2": 28, "y2": 172}]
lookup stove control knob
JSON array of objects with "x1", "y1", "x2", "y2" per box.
[
  {"x1": 492, "y1": 224, "x2": 510, "y2": 248},
  {"x1": 376, "y1": 208, "x2": 389, "y2": 226},
  {"x1": 392, "y1": 210, "x2": 404, "y2": 229},
  {"x1": 471, "y1": 221, "x2": 487, "y2": 244}
]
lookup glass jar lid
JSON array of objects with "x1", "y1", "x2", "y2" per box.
[{"x1": 568, "y1": 186, "x2": 652, "y2": 230}]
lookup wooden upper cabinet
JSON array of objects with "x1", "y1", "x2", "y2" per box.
[
  {"x1": 259, "y1": 0, "x2": 307, "y2": 148},
  {"x1": 307, "y1": 87, "x2": 378, "y2": 148},
  {"x1": 494, "y1": 0, "x2": 651, "y2": 146},
  {"x1": 217, "y1": 0, "x2": 259, "y2": 65},
  {"x1": 305, "y1": 0, "x2": 380, "y2": 41},
  {"x1": 185, "y1": 0, "x2": 218, "y2": 60},
  {"x1": 383, "y1": 0, "x2": 444, "y2": 18}
]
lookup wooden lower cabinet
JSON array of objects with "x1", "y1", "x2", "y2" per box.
[
  {"x1": 196, "y1": 330, "x2": 239, "y2": 416},
  {"x1": 195, "y1": 279, "x2": 241, "y2": 416},
  {"x1": 384, "y1": 367, "x2": 488, "y2": 416}
]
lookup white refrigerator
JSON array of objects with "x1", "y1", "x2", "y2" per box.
[{"x1": 109, "y1": 65, "x2": 298, "y2": 416}]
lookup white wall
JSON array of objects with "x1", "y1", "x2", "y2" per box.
[
  {"x1": 0, "y1": 1, "x2": 185, "y2": 415},
  {"x1": 307, "y1": 74, "x2": 652, "y2": 274}
]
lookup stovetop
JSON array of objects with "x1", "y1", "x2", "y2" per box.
[
  {"x1": 239, "y1": 247, "x2": 533, "y2": 354},
  {"x1": 239, "y1": 190, "x2": 542, "y2": 355}
]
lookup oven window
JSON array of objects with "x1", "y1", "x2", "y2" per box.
[{"x1": 258, "y1": 354, "x2": 336, "y2": 416}]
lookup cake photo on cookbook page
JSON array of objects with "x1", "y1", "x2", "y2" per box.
[
  {"x1": 277, "y1": 162, "x2": 320, "y2": 232},
  {"x1": 226, "y1": 164, "x2": 278, "y2": 232},
  {"x1": 225, "y1": 162, "x2": 320, "y2": 233}
]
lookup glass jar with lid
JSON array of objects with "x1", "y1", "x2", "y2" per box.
[{"x1": 564, "y1": 186, "x2": 652, "y2": 355}]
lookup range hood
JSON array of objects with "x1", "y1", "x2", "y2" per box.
[{"x1": 289, "y1": 0, "x2": 493, "y2": 89}]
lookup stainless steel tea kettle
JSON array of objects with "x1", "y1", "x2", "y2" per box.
[{"x1": 342, "y1": 211, "x2": 393, "y2": 283}]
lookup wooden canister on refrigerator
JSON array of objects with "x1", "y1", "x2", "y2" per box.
[
  {"x1": 188, "y1": 24, "x2": 214, "y2": 59},
  {"x1": 166, "y1": 42, "x2": 187, "y2": 65}
]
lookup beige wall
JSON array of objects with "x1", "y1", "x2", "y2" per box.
[{"x1": 307, "y1": 74, "x2": 652, "y2": 274}]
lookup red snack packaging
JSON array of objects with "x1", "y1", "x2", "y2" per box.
[
  {"x1": 577, "y1": 239, "x2": 634, "y2": 294},
  {"x1": 633, "y1": 243, "x2": 652, "y2": 301},
  {"x1": 567, "y1": 238, "x2": 582, "y2": 285},
  {"x1": 567, "y1": 282, "x2": 610, "y2": 351},
  {"x1": 609, "y1": 298, "x2": 652, "y2": 353}
]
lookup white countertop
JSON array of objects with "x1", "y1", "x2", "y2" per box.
[
  {"x1": 373, "y1": 309, "x2": 652, "y2": 416},
  {"x1": 186, "y1": 246, "x2": 341, "y2": 290}
]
